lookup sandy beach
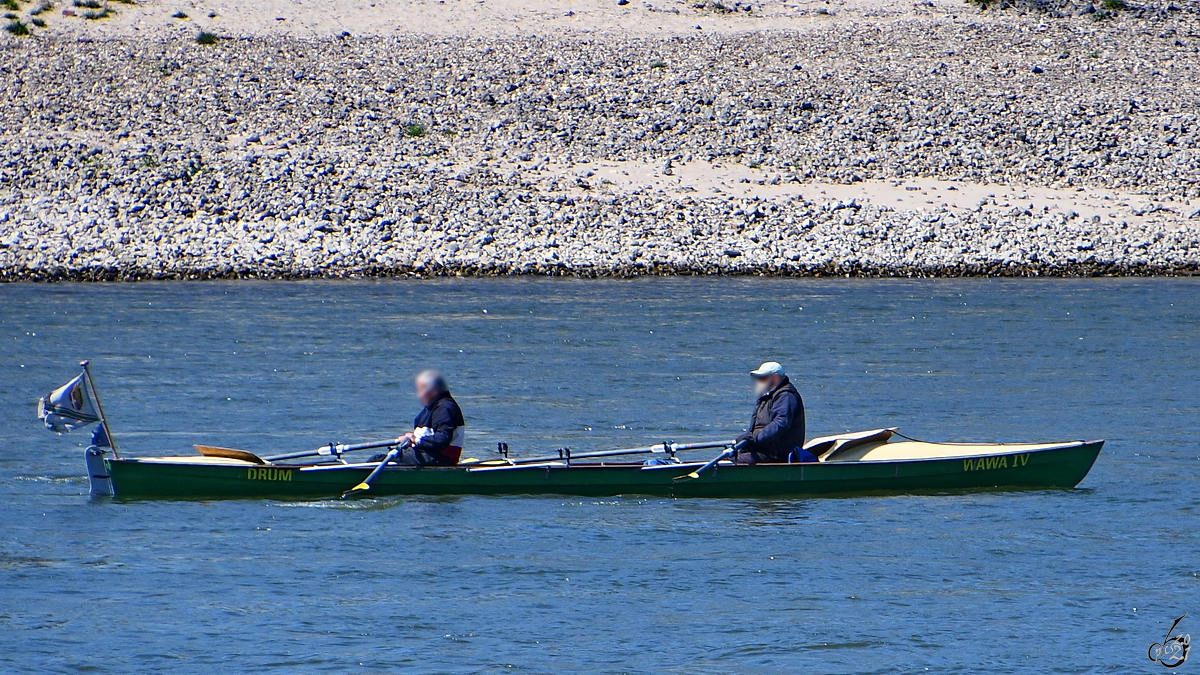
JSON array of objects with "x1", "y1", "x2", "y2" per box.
[
  {"x1": 1, "y1": 0, "x2": 1199, "y2": 278},
  {"x1": 10, "y1": 0, "x2": 1047, "y2": 39}
]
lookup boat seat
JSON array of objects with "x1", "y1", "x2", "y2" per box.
[{"x1": 803, "y1": 428, "x2": 897, "y2": 462}]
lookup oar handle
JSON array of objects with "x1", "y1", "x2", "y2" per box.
[
  {"x1": 265, "y1": 439, "x2": 400, "y2": 462},
  {"x1": 336, "y1": 439, "x2": 404, "y2": 455},
  {"x1": 668, "y1": 440, "x2": 737, "y2": 453}
]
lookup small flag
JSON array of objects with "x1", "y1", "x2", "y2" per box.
[{"x1": 38, "y1": 373, "x2": 100, "y2": 434}]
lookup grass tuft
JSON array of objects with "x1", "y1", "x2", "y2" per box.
[
  {"x1": 195, "y1": 30, "x2": 217, "y2": 44},
  {"x1": 1101, "y1": 0, "x2": 1125, "y2": 9},
  {"x1": 30, "y1": 1, "x2": 51, "y2": 13},
  {"x1": 138, "y1": 154, "x2": 159, "y2": 168},
  {"x1": 3, "y1": 17, "x2": 28, "y2": 33},
  {"x1": 0, "y1": 0, "x2": 17, "y2": 10},
  {"x1": 403, "y1": 123, "x2": 426, "y2": 138},
  {"x1": 30, "y1": 15, "x2": 44, "y2": 24},
  {"x1": 82, "y1": 7, "x2": 109, "y2": 18},
  {"x1": 171, "y1": 10, "x2": 185, "y2": 17}
]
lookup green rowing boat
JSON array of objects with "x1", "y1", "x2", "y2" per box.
[
  {"x1": 45, "y1": 364, "x2": 1101, "y2": 500},
  {"x1": 92, "y1": 429, "x2": 1103, "y2": 500}
]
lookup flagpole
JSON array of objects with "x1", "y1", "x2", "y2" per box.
[{"x1": 80, "y1": 360, "x2": 120, "y2": 459}]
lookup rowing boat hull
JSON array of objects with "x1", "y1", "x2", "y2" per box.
[{"x1": 103, "y1": 440, "x2": 1103, "y2": 500}]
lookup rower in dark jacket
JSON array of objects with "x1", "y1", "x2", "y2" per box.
[
  {"x1": 395, "y1": 370, "x2": 465, "y2": 466},
  {"x1": 735, "y1": 361, "x2": 813, "y2": 464}
]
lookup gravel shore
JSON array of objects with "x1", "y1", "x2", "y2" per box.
[{"x1": 3, "y1": 15, "x2": 1200, "y2": 279}]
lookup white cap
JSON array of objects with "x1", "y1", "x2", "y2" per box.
[{"x1": 750, "y1": 361, "x2": 785, "y2": 377}]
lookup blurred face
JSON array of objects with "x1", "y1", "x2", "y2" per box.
[
  {"x1": 415, "y1": 377, "x2": 439, "y2": 405},
  {"x1": 753, "y1": 374, "x2": 781, "y2": 397}
]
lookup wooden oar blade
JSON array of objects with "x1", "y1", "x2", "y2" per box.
[{"x1": 195, "y1": 444, "x2": 266, "y2": 465}]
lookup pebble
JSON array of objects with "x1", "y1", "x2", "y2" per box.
[{"x1": 2, "y1": 18, "x2": 1200, "y2": 280}]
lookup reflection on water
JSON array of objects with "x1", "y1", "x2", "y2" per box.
[{"x1": 734, "y1": 500, "x2": 814, "y2": 528}]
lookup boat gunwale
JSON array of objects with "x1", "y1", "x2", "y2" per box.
[{"x1": 109, "y1": 439, "x2": 1098, "y2": 471}]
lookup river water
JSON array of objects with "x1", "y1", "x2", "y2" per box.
[{"x1": 1, "y1": 278, "x2": 1197, "y2": 673}]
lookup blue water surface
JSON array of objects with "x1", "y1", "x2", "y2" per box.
[{"x1": 0, "y1": 277, "x2": 1197, "y2": 673}]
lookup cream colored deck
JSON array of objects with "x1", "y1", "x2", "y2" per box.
[
  {"x1": 829, "y1": 440, "x2": 1081, "y2": 463},
  {"x1": 127, "y1": 456, "x2": 260, "y2": 466}
]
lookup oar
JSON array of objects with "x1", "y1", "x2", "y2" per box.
[
  {"x1": 266, "y1": 439, "x2": 398, "y2": 462},
  {"x1": 673, "y1": 440, "x2": 747, "y2": 482},
  {"x1": 194, "y1": 439, "x2": 400, "y2": 464},
  {"x1": 341, "y1": 440, "x2": 411, "y2": 499},
  {"x1": 458, "y1": 440, "x2": 735, "y2": 467}
]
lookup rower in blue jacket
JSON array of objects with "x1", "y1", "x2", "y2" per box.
[
  {"x1": 394, "y1": 370, "x2": 465, "y2": 466},
  {"x1": 735, "y1": 361, "x2": 813, "y2": 464}
]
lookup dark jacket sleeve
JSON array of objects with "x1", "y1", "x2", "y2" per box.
[
  {"x1": 751, "y1": 391, "x2": 799, "y2": 449},
  {"x1": 413, "y1": 400, "x2": 462, "y2": 454}
]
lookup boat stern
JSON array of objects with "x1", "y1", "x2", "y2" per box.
[{"x1": 85, "y1": 445, "x2": 114, "y2": 496}]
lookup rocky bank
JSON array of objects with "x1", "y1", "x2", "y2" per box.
[{"x1": 2, "y1": 15, "x2": 1200, "y2": 279}]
